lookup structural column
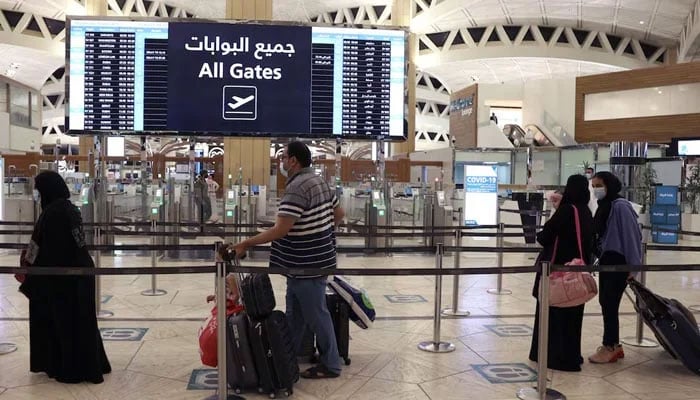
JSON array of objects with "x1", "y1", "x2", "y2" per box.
[
  {"x1": 391, "y1": 0, "x2": 416, "y2": 157},
  {"x1": 224, "y1": 0, "x2": 272, "y2": 186}
]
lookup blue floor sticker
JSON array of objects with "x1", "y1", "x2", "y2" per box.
[
  {"x1": 484, "y1": 324, "x2": 533, "y2": 337},
  {"x1": 99, "y1": 328, "x2": 148, "y2": 341},
  {"x1": 187, "y1": 369, "x2": 218, "y2": 390},
  {"x1": 101, "y1": 295, "x2": 113, "y2": 304},
  {"x1": 472, "y1": 363, "x2": 538, "y2": 384},
  {"x1": 384, "y1": 294, "x2": 427, "y2": 303}
]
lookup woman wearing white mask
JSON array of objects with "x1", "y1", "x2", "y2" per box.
[{"x1": 588, "y1": 172, "x2": 642, "y2": 363}]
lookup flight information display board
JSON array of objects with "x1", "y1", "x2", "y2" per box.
[{"x1": 67, "y1": 18, "x2": 406, "y2": 138}]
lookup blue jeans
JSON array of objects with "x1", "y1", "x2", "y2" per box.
[{"x1": 285, "y1": 277, "x2": 341, "y2": 374}]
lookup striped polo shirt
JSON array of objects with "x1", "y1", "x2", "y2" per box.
[{"x1": 270, "y1": 167, "x2": 338, "y2": 278}]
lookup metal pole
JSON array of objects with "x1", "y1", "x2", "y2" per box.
[
  {"x1": 442, "y1": 208, "x2": 469, "y2": 317},
  {"x1": 418, "y1": 243, "x2": 455, "y2": 353},
  {"x1": 488, "y1": 223, "x2": 512, "y2": 295},
  {"x1": 141, "y1": 218, "x2": 167, "y2": 296},
  {"x1": 516, "y1": 262, "x2": 567, "y2": 400},
  {"x1": 205, "y1": 242, "x2": 229, "y2": 400},
  {"x1": 95, "y1": 223, "x2": 113, "y2": 318},
  {"x1": 622, "y1": 243, "x2": 658, "y2": 348}
]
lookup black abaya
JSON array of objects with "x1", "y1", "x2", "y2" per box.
[
  {"x1": 529, "y1": 203, "x2": 593, "y2": 372},
  {"x1": 21, "y1": 193, "x2": 111, "y2": 384}
]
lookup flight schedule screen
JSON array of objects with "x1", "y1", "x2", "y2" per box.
[{"x1": 67, "y1": 19, "x2": 406, "y2": 138}]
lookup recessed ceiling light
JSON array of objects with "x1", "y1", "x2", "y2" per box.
[{"x1": 639, "y1": 21, "x2": 645, "y2": 25}]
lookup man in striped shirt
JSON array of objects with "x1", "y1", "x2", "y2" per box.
[{"x1": 231, "y1": 141, "x2": 344, "y2": 379}]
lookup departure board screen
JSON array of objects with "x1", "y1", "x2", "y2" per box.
[{"x1": 66, "y1": 18, "x2": 406, "y2": 139}]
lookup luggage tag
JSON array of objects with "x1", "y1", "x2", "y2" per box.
[{"x1": 25, "y1": 240, "x2": 39, "y2": 265}]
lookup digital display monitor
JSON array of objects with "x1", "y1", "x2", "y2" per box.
[
  {"x1": 66, "y1": 18, "x2": 407, "y2": 139},
  {"x1": 676, "y1": 139, "x2": 700, "y2": 156}
]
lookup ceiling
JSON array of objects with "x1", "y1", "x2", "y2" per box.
[
  {"x1": 0, "y1": 0, "x2": 696, "y2": 122},
  {"x1": 427, "y1": 57, "x2": 626, "y2": 87}
]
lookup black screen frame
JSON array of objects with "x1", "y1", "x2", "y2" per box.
[{"x1": 65, "y1": 16, "x2": 409, "y2": 141}]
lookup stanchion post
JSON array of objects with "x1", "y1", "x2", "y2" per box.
[
  {"x1": 141, "y1": 218, "x2": 167, "y2": 296},
  {"x1": 95, "y1": 224, "x2": 113, "y2": 318},
  {"x1": 205, "y1": 242, "x2": 229, "y2": 400},
  {"x1": 516, "y1": 262, "x2": 566, "y2": 400},
  {"x1": 418, "y1": 243, "x2": 455, "y2": 353},
  {"x1": 488, "y1": 223, "x2": 512, "y2": 295},
  {"x1": 622, "y1": 243, "x2": 658, "y2": 348},
  {"x1": 442, "y1": 208, "x2": 469, "y2": 317}
]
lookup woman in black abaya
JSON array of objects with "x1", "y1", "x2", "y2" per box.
[
  {"x1": 20, "y1": 171, "x2": 111, "y2": 383},
  {"x1": 528, "y1": 174, "x2": 594, "y2": 372}
]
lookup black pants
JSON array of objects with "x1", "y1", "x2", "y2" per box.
[{"x1": 598, "y1": 252, "x2": 629, "y2": 346}]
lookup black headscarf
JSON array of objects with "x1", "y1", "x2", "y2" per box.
[
  {"x1": 34, "y1": 171, "x2": 70, "y2": 209},
  {"x1": 593, "y1": 171, "x2": 623, "y2": 237},
  {"x1": 560, "y1": 174, "x2": 590, "y2": 207}
]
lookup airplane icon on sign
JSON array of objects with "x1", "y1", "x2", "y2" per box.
[
  {"x1": 222, "y1": 86, "x2": 257, "y2": 120},
  {"x1": 228, "y1": 95, "x2": 255, "y2": 110}
]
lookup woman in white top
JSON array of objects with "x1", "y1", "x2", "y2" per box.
[{"x1": 206, "y1": 174, "x2": 220, "y2": 222}]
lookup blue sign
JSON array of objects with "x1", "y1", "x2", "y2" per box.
[
  {"x1": 652, "y1": 225, "x2": 679, "y2": 244},
  {"x1": 168, "y1": 23, "x2": 312, "y2": 135},
  {"x1": 465, "y1": 176, "x2": 497, "y2": 193},
  {"x1": 655, "y1": 186, "x2": 678, "y2": 205},
  {"x1": 650, "y1": 205, "x2": 667, "y2": 225}
]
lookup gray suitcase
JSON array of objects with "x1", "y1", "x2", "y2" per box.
[{"x1": 227, "y1": 312, "x2": 258, "y2": 393}]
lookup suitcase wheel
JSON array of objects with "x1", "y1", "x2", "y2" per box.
[
  {"x1": 285, "y1": 388, "x2": 293, "y2": 396},
  {"x1": 344, "y1": 357, "x2": 351, "y2": 366},
  {"x1": 268, "y1": 392, "x2": 276, "y2": 399},
  {"x1": 234, "y1": 388, "x2": 242, "y2": 394}
]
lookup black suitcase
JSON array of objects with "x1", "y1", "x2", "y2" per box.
[
  {"x1": 226, "y1": 313, "x2": 259, "y2": 394},
  {"x1": 627, "y1": 279, "x2": 700, "y2": 375},
  {"x1": 249, "y1": 310, "x2": 299, "y2": 398},
  {"x1": 240, "y1": 274, "x2": 276, "y2": 320},
  {"x1": 297, "y1": 291, "x2": 352, "y2": 366}
]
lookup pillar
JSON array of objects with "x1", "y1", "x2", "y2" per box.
[
  {"x1": 391, "y1": 0, "x2": 416, "y2": 157},
  {"x1": 78, "y1": 0, "x2": 108, "y2": 172},
  {"x1": 223, "y1": 0, "x2": 272, "y2": 186}
]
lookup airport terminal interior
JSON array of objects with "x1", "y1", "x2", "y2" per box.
[{"x1": 1, "y1": 0, "x2": 700, "y2": 399}]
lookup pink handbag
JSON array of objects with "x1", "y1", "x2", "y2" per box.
[{"x1": 548, "y1": 205, "x2": 598, "y2": 308}]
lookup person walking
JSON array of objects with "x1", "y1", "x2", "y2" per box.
[
  {"x1": 588, "y1": 171, "x2": 642, "y2": 363},
  {"x1": 194, "y1": 171, "x2": 212, "y2": 223},
  {"x1": 206, "y1": 173, "x2": 220, "y2": 222},
  {"x1": 19, "y1": 171, "x2": 111, "y2": 384},
  {"x1": 228, "y1": 141, "x2": 344, "y2": 379},
  {"x1": 529, "y1": 174, "x2": 594, "y2": 372}
]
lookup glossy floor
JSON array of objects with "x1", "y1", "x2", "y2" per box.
[{"x1": 1, "y1": 242, "x2": 699, "y2": 400}]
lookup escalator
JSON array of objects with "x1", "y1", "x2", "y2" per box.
[{"x1": 502, "y1": 124, "x2": 553, "y2": 147}]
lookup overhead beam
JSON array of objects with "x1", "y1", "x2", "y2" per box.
[{"x1": 679, "y1": 0, "x2": 700, "y2": 61}]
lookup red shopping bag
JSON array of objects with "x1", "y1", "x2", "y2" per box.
[{"x1": 198, "y1": 299, "x2": 243, "y2": 367}]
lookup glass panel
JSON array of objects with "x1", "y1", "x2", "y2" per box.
[
  {"x1": 30, "y1": 92, "x2": 40, "y2": 128},
  {"x1": 9, "y1": 85, "x2": 30, "y2": 127},
  {"x1": 0, "y1": 83, "x2": 7, "y2": 113},
  {"x1": 455, "y1": 151, "x2": 512, "y2": 163},
  {"x1": 560, "y1": 148, "x2": 595, "y2": 184},
  {"x1": 514, "y1": 151, "x2": 528, "y2": 184},
  {"x1": 532, "y1": 150, "x2": 560, "y2": 185},
  {"x1": 596, "y1": 144, "x2": 610, "y2": 163}
]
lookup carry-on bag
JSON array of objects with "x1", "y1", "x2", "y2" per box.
[
  {"x1": 240, "y1": 273, "x2": 276, "y2": 320},
  {"x1": 327, "y1": 276, "x2": 376, "y2": 329},
  {"x1": 627, "y1": 279, "x2": 700, "y2": 375},
  {"x1": 226, "y1": 312, "x2": 259, "y2": 393},
  {"x1": 248, "y1": 310, "x2": 299, "y2": 398}
]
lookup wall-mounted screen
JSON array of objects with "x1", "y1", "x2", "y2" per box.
[
  {"x1": 676, "y1": 139, "x2": 700, "y2": 156},
  {"x1": 66, "y1": 18, "x2": 406, "y2": 139}
]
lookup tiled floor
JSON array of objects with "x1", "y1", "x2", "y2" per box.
[{"x1": 1, "y1": 235, "x2": 700, "y2": 399}]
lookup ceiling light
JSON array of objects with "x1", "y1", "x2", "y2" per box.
[
  {"x1": 639, "y1": 21, "x2": 645, "y2": 25},
  {"x1": 658, "y1": 90, "x2": 663, "y2": 94}
]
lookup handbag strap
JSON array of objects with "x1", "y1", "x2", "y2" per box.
[
  {"x1": 571, "y1": 205, "x2": 584, "y2": 260},
  {"x1": 550, "y1": 204, "x2": 584, "y2": 263}
]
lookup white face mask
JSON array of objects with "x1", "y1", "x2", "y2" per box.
[
  {"x1": 584, "y1": 173, "x2": 592, "y2": 180},
  {"x1": 279, "y1": 164, "x2": 288, "y2": 178},
  {"x1": 593, "y1": 187, "x2": 606, "y2": 201},
  {"x1": 32, "y1": 189, "x2": 40, "y2": 202}
]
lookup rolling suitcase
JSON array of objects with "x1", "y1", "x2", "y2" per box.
[
  {"x1": 297, "y1": 291, "x2": 352, "y2": 366},
  {"x1": 627, "y1": 279, "x2": 700, "y2": 375},
  {"x1": 249, "y1": 310, "x2": 299, "y2": 398},
  {"x1": 240, "y1": 273, "x2": 276, "y2": 320},
  {"x1": 226, "y1": 313, "x2": 258, "y2": 394}
]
